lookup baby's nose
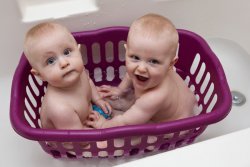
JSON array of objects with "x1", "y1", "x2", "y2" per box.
[
  {"x1": 137, "y1": 62, "x2": 147, "y2": 72},
  {"x1": 59, "y1": 57, "x2": 69, "y2": 69}
]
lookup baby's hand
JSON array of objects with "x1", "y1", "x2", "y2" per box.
[
  {"x1": 97, "y1": 85, "x2": 122, "y2": 100},
  {"x1": 94, "y1": 98, "x2": 112, "y2": 116},
  {"x1": 86, "y1": 111, "x2": 106, "y2": 129}
]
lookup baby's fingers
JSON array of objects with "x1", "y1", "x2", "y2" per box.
[
  {"x1": 88, "y1": 111, "x2": 99, "y2": 121},
  {"x1": 100, "y1": 85, "x2": 112, "y2": 89},
  {"x1": 99, "y1": 102, "x2": 111, "y2": 116},
  {"x1": 85, "y1": 120, "x2": 95, "y2": 128},
  {"x1": 100, "y1": 91, "x2": 114, "y2": 98},
  {"x1": 98, "y1": 85, "x2": 111, "y2": 92},
  {"x1": 103, "y1": 102, "x2": 112, "y2": 115}
]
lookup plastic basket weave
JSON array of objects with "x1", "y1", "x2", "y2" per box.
[{"x1": 10, "y1": 27, "x2": 231, "y2": 158}]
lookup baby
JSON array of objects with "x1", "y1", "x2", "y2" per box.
[
  {"x1": 86, "y1": 13, "x2": 197, "y2": 129},
  {"x1": 23, "y1": 22, "x2": 112, "y2": 131}
]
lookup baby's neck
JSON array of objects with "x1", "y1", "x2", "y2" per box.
[{"x1": 49, "y1": 76, "x2": 84, "y2": 93}]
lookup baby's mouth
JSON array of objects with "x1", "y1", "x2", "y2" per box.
[
  {"x1": 135, "y1": 75, "x2": 149, "y2": 82},
  {"x1": 63, "y1": 70, "x2": 74, "y2": 77}
]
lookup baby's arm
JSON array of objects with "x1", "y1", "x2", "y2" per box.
[
  {"x1": 86, "y1": 93, "x2": 161, "y2": 128},
  {"x1": 88, "y1": 77, "x2": 112, "y2": 115}
]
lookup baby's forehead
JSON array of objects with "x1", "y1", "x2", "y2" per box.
[{"x1": 27, "y1": 28, "x2": 75, "y2": 50}]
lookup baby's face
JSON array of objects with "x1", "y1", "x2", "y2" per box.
[
  {"x1": 125, "y1": 34, "x2": 175, "y2": 91},
  {"x1": 28, "y1": 29, "x2": 84, "y2": 88}
]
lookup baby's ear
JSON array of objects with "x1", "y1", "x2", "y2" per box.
[
  {"x1": 31, "y1": 68, "x2": 44, "y2": 81},
  {"x1": 124, "y1": 43, "x2": 127, "y2": 50},
  {"x1": 78, "y1": 44, "x2": 81, "y2": 49},
  {"x1": 169, "y1": 56, "x2": 179, "y2": 69},
  {"x1": 172, "y1": 56, "x2": 179, "y2": 65},
  {"x1": 124, "y1": 43, "x2": 129, "y2": 56}
]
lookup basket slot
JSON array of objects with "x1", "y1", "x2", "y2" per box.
[
  {"x1": 206, "y1": 94, "x2": 218, "y2": 113},
  {"x1": 105, "y1": 41, "x2": 114, "y2": 63}
]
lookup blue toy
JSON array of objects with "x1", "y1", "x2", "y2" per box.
[{"x1": 92, "y1": 105, "x2": 111, "y2": 119}]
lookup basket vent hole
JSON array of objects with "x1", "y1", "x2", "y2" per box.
[
  {"x1": 163, "y1": 133, "x2": 174, "y2": 140},
  {"x1": 80, "y1": 44, "x2": 88, "y2": 65},
  {"x1": 43, "y1": 86, "x2": 47, "y2": 94},
  {"x1": 114, "y1": 138, "x2": 125, "y2": 148},
  {"x1": 198, "y1": 104, "x2": 203, "y2": 113},
  {"x1": 66, "y1": 151, "x2": 76, "y2": 158},
  {"x1": 159, "y1": 143, "x2": 170, "y2": 150},
  {"x1": 118, "y1": 40, "x2": 126, "y2": 62},
  {"x1": 130, "y1": 137, "x2": 141, "y2": 146},
  {"x1": 24, "y1": 109, "x2": 36, "y2": 128},
  {"x1": 46, "y1": 141, "x2": 57, "y2": 149},
  {"x1": 33, "y1": 74, "x2": 43, "y2": 86},
  {"x1": 26, "y1": 86, "x2": 37, "y2": 107},
  {"x1": 50, "y1": 150, "x2": 61, "y2": 158},
  {"x1": 114, "y1": 150, "x2": 124, "y2": 157},
  {"x1": 105, "y1": 41, "x2": 114, "y2": 63},
  {"x1": 190, "y1": 53, "x2": 200, "y2": 75},
  {"x1": 98, "y1": 151, "x2": 108, "y2": 158},
  {"x1": 82, "y1": 152, "x2": 92, "y2": 158},
  {"x1": 176, "y1": 139, "x2": 185, "y2": 147},
  {"x1": 195, "y1": 62, "x2": 206, "y2": 84},
  {"x1": 193, "y1": 104, "x2": 201, "y2": 115},
  {"x1": 195, "y1": 94, "x2": 200, "y2": 102},
  {"x1": 94, "y1": 67, "x2": 102, "y2": 82},
  {"x1": 145, "y1": 146, "x2": 155, "y2": 152},
  {"x1": 184, "y1": 76, "x2": 190, "y2": 86},
  {"x1": 38, "y1": 118, "x2": 42, "y2": 128},
  {"x1": 206, "y1": 94, "x2": 218, "y2": 112},
  {"x1": 147, "y1": 136, "x2": 157, "y2": 144},
  {"x1": 189, "y1": 84, "x2": 195, "y2": 92},
  {"x1": 200, "y1": 72, "x2": 210, "y2": 94},
  {"x1": 92, "y1": 43, "x2": 101, "y2": 64},
  {"x1": 204, "y1": 83, "x2": 214, "y2": 104},
  {"x1": 129, "y1": 148, "x2": 139, "y2": 156},
  {"x1": 106, "y1": 66, "x2": 115, "y2": 81},
  {"x1": 80, "y1": 142, "x2": 91, "y2": 149},
  {"x1": 96, "y1": 141, "x2": 108, "y2": 149},
  {"x1": 119, "y1": 65, "x2": 126, "y2": 80},
  {"x1": 28, "y1": 75, "x2": 40, "y2": 96},
  {"x1": 62, "y1": 142, "x2": 74, "y2": 149},
  {"x1": 24, "y1": 98, "x2": 36, "y2": 120}
]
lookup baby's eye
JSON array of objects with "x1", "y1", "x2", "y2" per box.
[
  {"x1": 130, "y1": 55, "x2": 140, "y2": 61},
  {"x1": 63, "y1": 48, "x2": 71, "y2": 56},
  {"x1": 46, "y1": 57, "x2": 56, "y2": 65},
  {"x1": 149, "y1": 59, "x2": 160, "y2": 65}
]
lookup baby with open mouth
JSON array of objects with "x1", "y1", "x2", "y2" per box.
[{"x1": 86, "y1": 13, "x2": 197, "y2": 131}]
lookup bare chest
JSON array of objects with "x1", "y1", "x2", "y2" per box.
[{"x1": 67, "y1": 87, "x2": 92, "y2": 123}]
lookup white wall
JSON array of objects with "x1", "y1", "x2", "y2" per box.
[{"x1": 1, "y1": 0, "x2": 250, "y2": 77}]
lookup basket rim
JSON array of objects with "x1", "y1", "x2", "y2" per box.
[{"x1": 9, "y1": 27, "x2": 232, "y2": 142}]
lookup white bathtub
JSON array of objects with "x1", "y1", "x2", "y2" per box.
[{"x1": 1, "y1": 0, "x2": 250, "y2": 166}]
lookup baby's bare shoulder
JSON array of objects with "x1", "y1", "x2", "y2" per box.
[{"x1": 136, "y1": 90, "x2": 168, "y2": 111}]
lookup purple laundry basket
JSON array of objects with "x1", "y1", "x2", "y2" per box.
[{"x1": 10, "y1": 26, "x2": 231, "y2": 158}]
